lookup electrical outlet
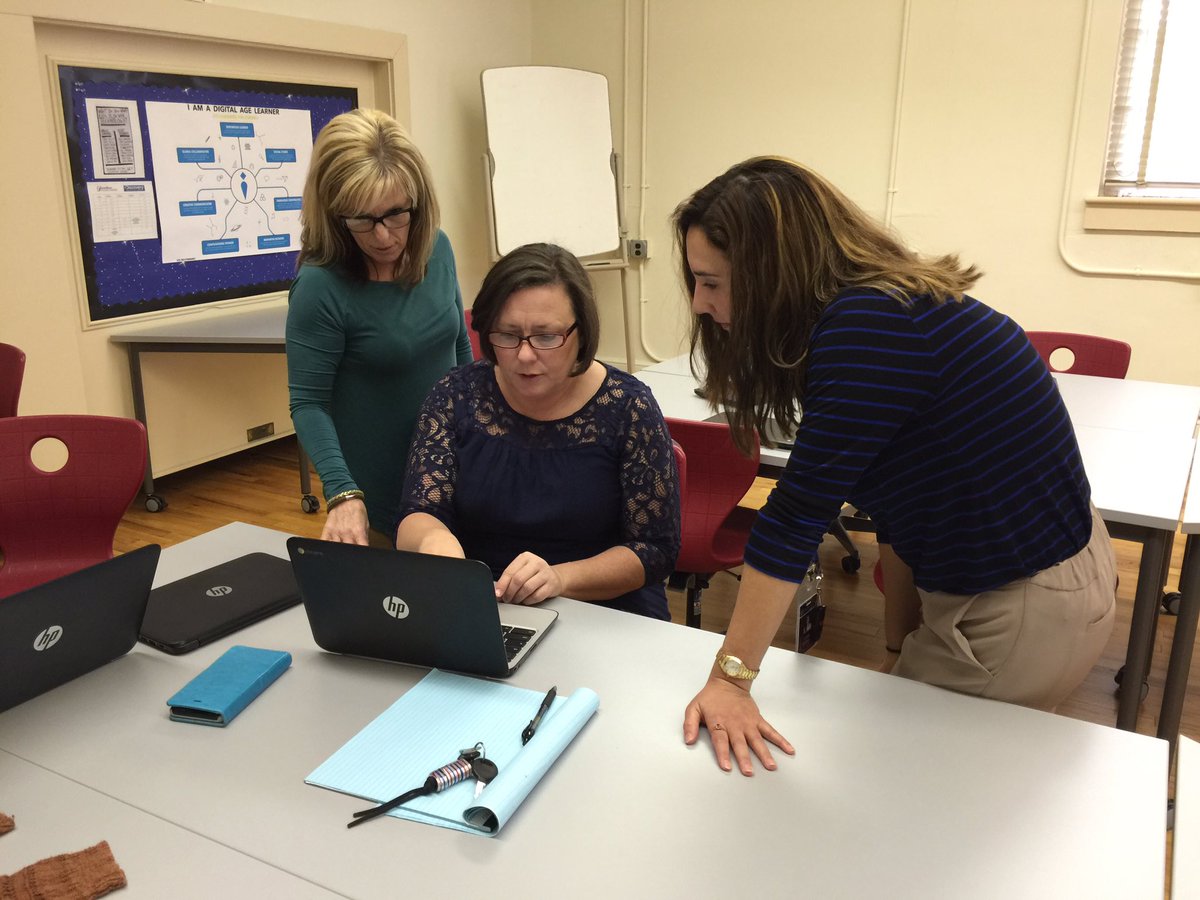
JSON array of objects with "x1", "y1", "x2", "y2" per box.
[
  {"x1": 246, "y1": 422, "x2": 275, "y2": 442},
  {"x1": 628, "y1": 239, "x2": 648, "y2": 259}
]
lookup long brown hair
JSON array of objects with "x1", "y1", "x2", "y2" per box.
[
  {"x1": 673, "y1": 156, "x2": 981, "y2": 454},
  {"x1": 298, "y1": 109, "x2": 440, "y2": 286}
]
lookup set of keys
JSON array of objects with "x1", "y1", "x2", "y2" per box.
[
  {"x1": 347, "y1": 742, "x2": 499, "y2": 828},
  {"x1": 460, "y1": 743, "x2": 499, "y2": 799}
]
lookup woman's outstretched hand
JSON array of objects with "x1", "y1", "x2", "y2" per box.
[{"x1": 683, "y1": 676, "x2": 794, "y2": 776}]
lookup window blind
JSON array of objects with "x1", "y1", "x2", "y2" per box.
[{"x1": 1102, "y1": 0, "x2": 1200, "y2": 198}]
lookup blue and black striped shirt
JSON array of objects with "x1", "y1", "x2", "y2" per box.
[{"x1": 745, "y1": 289, "x2": 1092, "y2": 595}]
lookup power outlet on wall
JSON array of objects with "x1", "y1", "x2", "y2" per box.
[
  {"x1": 628, "y1": 239, "x2": 648, "y2": 259},
  {"x1": 246, "y1": 422, "x2": 275, "y2": 442}
]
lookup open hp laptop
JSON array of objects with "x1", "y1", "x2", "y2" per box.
[
  {"x1": 0, "y1": 544, "x2": 160, "y2": 713},
  {"x1": 286, "y1": 538, "x2": 557, "y2": 678},
  {"x1": 139, "y1": 552, "x2": 301, "y2": 654}
]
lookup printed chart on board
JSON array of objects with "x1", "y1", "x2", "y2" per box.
[{"x1": 145, "y1": 101, "x2": 312, "y2": 264}]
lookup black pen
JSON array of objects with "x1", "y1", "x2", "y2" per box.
[{"x1": 521, "y1": 686, "x2": 557, "y2": 745}]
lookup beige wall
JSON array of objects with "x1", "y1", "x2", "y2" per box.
[
  {"x1": 3, "y1": 0, "x2": 1197, "y2": 444},
  {"x1": 533, "y1": 0, "x2": 1200, "y2": 384},
  {"x1": 0, "y1": 0, "x2": 532, "y2": 476}
]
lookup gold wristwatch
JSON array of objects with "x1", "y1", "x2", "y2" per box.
[{"x1": 715, "y1": 649, "x2": 759, "y2": 681}]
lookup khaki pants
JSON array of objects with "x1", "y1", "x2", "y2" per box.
[{"x1": 894, "y1": 505, "x2": 1117, "y2": 711}]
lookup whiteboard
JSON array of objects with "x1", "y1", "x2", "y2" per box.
[{"x1": 482, "y1": 67, "x2": 621, "y2": 258}]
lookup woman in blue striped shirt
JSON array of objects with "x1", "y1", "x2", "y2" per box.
[{"x1": 677, "y1": 157, "x2": 1117, "y2": 776}]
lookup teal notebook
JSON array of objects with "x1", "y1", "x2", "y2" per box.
[{"x1": 306, "y1": 669, "x2": 599, "y2": 835}]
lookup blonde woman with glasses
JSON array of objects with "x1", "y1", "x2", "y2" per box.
[
  {"x1": 286, "y1": 109, "x2": 472, "y2": 546},
  {"x1": 396, "y1": 243, "x2": 680, "y2": 619}
]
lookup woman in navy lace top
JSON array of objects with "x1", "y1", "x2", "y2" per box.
[{"x1": 396, "y1": 243, "x2": 680, "y2": 619}]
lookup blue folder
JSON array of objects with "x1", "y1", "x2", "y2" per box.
[{"x1": 306, "y1": 669, "x2": 599, "y2": 835}]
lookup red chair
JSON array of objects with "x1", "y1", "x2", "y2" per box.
[
  {"x1": 0, "y1": 415, "x2": 147, "y2": 598},
  {"x1": 667, "y1": 418, "x2": 760, "y2": 628},
  {"x1": 464, "y1": 309, "x2": 484, "y2": 361},
  {"x1": 1025, "y1": 331, "x2": 1131, "y2": 379},
  {"x1": 0, "y1": 342, "x2": 25, "y2": 417}
]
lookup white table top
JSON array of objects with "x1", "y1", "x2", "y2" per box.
[
  {"x1": 638, "y1": 361, "x2": 1198, "y2": 532},
  {"x1": 1073, "y1": 425, "x2": 1195, "y2": 532},
  {"x1": 645, "y1": 355, "x2": 1200, "y2": 440},
  {"x1": 108, "y1": 302, "x2": 287, "y2": 345},
  {"x1": 1184, "y1": 441, "x2": 1200, "y2": 536},
  {"x1": 0, "y1": 751, "x2": 338, "y2": 898},
  {"x1": 0, "y1": 523, "x2": 1168, "y2": 899},
  {"x1": 1175, "y1": 736, "x2": 1200, "y2": 898},
  {"x1": 635, "y1": 369, "x2": 790, "y2": 468},
  {"x1": 1054, "y1": 372, "x2": 1200, "y2": 439},
  {"x1": 640, "y1": 353, "x2": 702, "y2": 378}
]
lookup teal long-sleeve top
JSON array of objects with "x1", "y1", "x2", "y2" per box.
[{"x1": 286, "y1": 231, "x2": 473, "y2": 534}]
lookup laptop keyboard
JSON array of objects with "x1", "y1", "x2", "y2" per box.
[{"x1": 501, "y1": 625, "x2": 536, "y2": 662}]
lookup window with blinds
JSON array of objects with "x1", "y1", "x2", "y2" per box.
[{"x1": 1102, "y1": 0, "x2": 1200, "y2": 199}]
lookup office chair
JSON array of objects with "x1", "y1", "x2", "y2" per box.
[
  {"x1": 1025, "y1": 331, "x2": 1131, "y2": 379},
  {"x1": 0, "y1": 342, "x2": 25, "y2": 417},
  {"x1": 0, "y1": 415, "x2": 147, "y2": 598},
  {"x1": 667, "y1": 417, "x2": 761, "y2": 629},
  {"x1": 465, "y1": 309, "x2": 484, "y2": 361}
]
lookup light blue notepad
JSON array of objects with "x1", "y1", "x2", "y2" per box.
[{"x1": 306, "y1": 669, "x2": 599, "y2": 835}]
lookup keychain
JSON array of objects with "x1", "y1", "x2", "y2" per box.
[{"x1": 348, "y1": 743, "x2": 499, "y2": 828}]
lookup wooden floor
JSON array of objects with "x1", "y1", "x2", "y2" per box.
[{"x1": 114, "y1": 435, "x2": 1198, "y2": 745}]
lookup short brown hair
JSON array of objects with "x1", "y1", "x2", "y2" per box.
[
  {"x1": 674, "y1": 156, "x2": 982, "y2": 453},
  {"x1": 298, "y1": 109, "x2": 440, "y2": 286},
  {"x1": 470, "y1": 243, "x2": 600, "y2": 377}
]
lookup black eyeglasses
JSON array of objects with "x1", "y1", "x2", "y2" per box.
[
  {"x1": 341, "y1": 206, "x2": 416, "y2": 233},
  {"x1": 488, "y1": 322, "x2": 578, "y2": 351}
]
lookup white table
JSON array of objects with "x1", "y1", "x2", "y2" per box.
[
  {"x1": 0, "y1": 751, "x2": 338, "y2": 897},
  {"x1": 1054, "y1": 372, "x2": 1200, "y2": 437},
  {"x1": 0, "y1": 523, "x2": 1169, "y2": 898},
  {"x1": 109, "y1": 304, "x2": 317, "y2": 515},
  {"x1": 636, "y1": 357, "x2": 1199, "y2": 733},
  {"x1": 1174, "y1": 736, "x2": 1200, "y2": 898},
  {"x1": 1162, "y1": 442, "x2": 1200, "y2": 754}
]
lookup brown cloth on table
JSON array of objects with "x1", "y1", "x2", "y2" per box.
[{"x1": 0, "y1": 840, "x2": 126, "y2": 900}]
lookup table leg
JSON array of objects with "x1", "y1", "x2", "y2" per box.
[
  {"x1": 1118, "y1": 528, "x2": 1170, "y2": 731},
  {"x1": 1159, "y1": 534, "x2": 1199, "y2": 759},
  {"x1": 125, "y1": 346, "x2": 156, "y2": 502}
]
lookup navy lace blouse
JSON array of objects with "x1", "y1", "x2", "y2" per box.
[{"x1": 399, "y1": 361, "x2": 681, "y2": 619}]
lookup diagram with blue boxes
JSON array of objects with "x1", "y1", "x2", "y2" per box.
[{"x1": 146, "y1": 101, "x2": 311, "y2": 264}]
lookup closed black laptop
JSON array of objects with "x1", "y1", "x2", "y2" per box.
[
  {"x1": 0, "y1": 545, "x2": 160, "y2": 713},
  {"x1": 287, "y1": 537, "x2": 557, "y2": 678},
  {"x1": 139, "y1": 552, "x2": 300, "y2": 654}
]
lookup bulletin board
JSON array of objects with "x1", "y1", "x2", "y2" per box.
[{"x1": 56, "y1": 65, "x2": 357, "y2": 323}]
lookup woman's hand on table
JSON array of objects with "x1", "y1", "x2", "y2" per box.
[
  {"x1": 683, "y1": 676, "x2": 794, "y2": 776},
  {"x1": 320, "y1": 498, "x2": 369, "y2": 546}
]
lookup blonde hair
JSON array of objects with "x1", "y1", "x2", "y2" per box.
[
  {"x1": 673, "y1": 156, "x2": 982, "y2": 453},
  {"x1": 298, "y1": 109, "x2": 440, "y2": 286}
]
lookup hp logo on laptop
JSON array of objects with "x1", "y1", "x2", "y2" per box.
[
  {"x1": 206, "y1": 585, "x2": 234, "y2": 597},
  {"x1": 382, "y1": 596, "x2": 409, "y2": 619},
  {"x1": 34, "y1": 626, "x2": 63, "y2": 651}
]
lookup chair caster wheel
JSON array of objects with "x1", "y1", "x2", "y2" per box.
[
  {"x1": 144, "y1": 494, "x2": 167, "y2": 513},
  {"x1": 1162, "y1": 592, "x2": 1181, "y2": 616},
  {"x1": 841, "y1": 555, "x2": 861, "y2": 574},
  {"x1": 301, "y1": 494, "x2": 320, "y2": 514},
  {"x1": 1113, "y1": 665, "x2": 1149, "y2": 701}
]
